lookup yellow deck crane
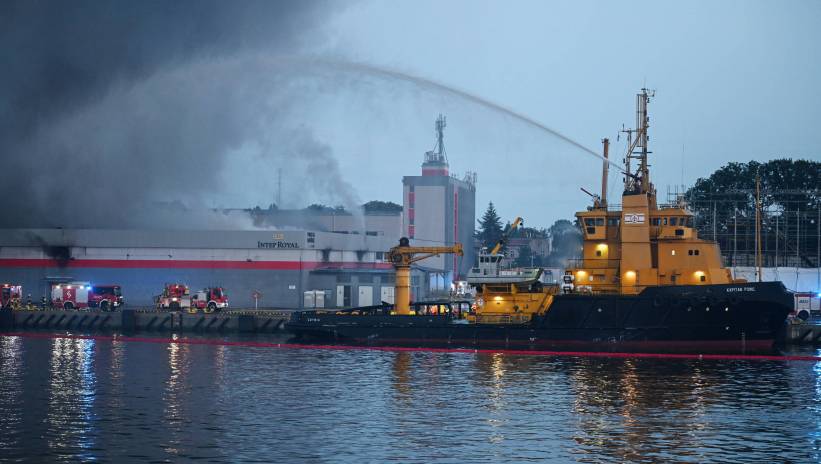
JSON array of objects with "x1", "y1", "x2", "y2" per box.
[
  {"x1": 489, "y1": 217, "x2": 523, "y2": 255},
  {"x1": 386, "y1": 237, "x2": 463, "y2": 315}
]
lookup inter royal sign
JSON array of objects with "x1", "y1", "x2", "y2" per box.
[
  {"x1": 624, "y1": 213, "x2": 646, "y2": 224},
  {"x1": 258, "y1": 241, "x2": 299, "y2": 249}
]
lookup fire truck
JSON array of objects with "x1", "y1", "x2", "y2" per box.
[
  {"x1": 51, "y1": 282, "x2": 123, "y2": 311},
  {"x1": 156, "y1": 283, "x2": 191, "y2": 310},
  {"x1": 190, "y1": 287, "x2": 229, "y2": 313},
  {"x1": 1, "y1": 284, "x2": 23, "y2": 310}
]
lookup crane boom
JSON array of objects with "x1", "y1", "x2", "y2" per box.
[
  {"x1": 489, "y1": 217, "x2": 523, "y2": 255},
  {"x1": 386, "y1": 237, "x2": 463, "y2": 315}
]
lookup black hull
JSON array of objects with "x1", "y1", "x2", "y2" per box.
[{"x1": 286, "y1": 282, "x2": 793, "y2": 354}]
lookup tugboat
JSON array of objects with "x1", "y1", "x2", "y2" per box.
[
  {"x1": 286, "y1": 89, "x2": 793, "y2": 354},
  {"x1": 467, "y1": 217, "x2": 544, "y2": 287}
]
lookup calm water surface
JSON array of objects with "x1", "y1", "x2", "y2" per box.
[{"x1": 1, "y1": 333, "x2": 820, "y2": 463}]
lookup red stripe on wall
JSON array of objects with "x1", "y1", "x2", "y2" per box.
[{"x1": 0, "y1": 258, "x2": 393, "y2": 271}]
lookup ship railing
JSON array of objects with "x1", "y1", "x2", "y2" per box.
[{"x1": 566, "y1": 258, "x2": 621, "y2": 270}]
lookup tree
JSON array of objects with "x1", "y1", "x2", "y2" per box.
[
  {"x1": 513, "y1": 245, "x2": 533, "y2": 267},
  {"x1": 686, "y1": 158, "x2": 821, "y2": 266},
  {"x1": 545, "y1": 219, "x2": 582, "y2": 266},
  {"x1": 362, "y1": 200, "x2": 403, "y2": 214},
  {"x1": 476, "y1": 202, "x2": 504, "y2": 250}
]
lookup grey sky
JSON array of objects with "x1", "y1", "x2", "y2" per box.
[
  {"x1": 2, "y1": 0, "x2": 818, "y2": 231},
  {"x1": 301, "y1": 0, "x2": 821, "y2": 228}
]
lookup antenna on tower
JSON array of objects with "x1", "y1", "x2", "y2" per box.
[{"x1": 434, "y1": 114, "x2": 447, "y2": 162}]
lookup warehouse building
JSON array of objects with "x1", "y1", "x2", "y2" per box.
[{"x1": 0, "y1": 228, "x2": 433, "y2": 309}]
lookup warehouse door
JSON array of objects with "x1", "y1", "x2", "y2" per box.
[
  {"x1": 358, "y1": 286, "x2": 373, "y2": 306},
  {"x1": 380, "y1": 286, "x2": 395, "y2": 304},
  {"x1": 336, "y1": 285, "x2": 351, "y2": 308}
]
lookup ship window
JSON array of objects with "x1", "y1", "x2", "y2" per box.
[
  {"x1": 584, "y1": 218, "x2": 595, "y2": 226},
  {"x1": 595, "y1": 218, "x2": 604, "y2": 226},
  {"x1": 652, "y1": 218, "x2": 660, "y2": 226},
  {"x1": 688, "y1": 250, "x2": 693, "y2": 256},
  {"x1": 700, "y1": 275, "x2": 706, "y2": 282},
  {"x1": 376, "y1": 252, "x2": 384, "y2": 260},
  {"x1": 694, "y1": 249, "x2": 700, "y2": 256},
  {"x1": 596, "y1": 250, "x2": 602, "y2": 257},
  {"x1": 686, "y1": 217, "x2": 694, "y2": 227},
  {"x1": 587, "y1": 227, "x2": 596, "y2": 234},
  {"x1": 670, "y1": 217, "x2": 677, "y2": 226},
  {"x1": 675, "y1": 229, "x2": 684, "y2": 236},
  {"x1": 671, "y1": 275, "x2": 677, "y2": 283},
  {"x1": 663, "y1": 217, "x2": 668, "y2": 225},
  {"x1": 671, "y1": 250, "x2": 676, "y2": 256},
  {"x1": 607, "y1": 218, "x2": 620, "y2": 226}
]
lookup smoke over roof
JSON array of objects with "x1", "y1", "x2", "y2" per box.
[{"x1": 0, "y1": 0, "x2": 357, "y2": 230}]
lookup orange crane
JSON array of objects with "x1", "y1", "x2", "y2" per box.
[
  {"x1": 387, "y1": 237, "x2": 463, "y2": 315},
  {"x1": 489, "y1": 216, "x2": 523, "y2": 256}
]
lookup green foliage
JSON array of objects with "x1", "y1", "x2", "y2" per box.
[
  {"x1": 686, "y1": 158, "x2": 821, "y2": 266},
  {"x1": 362, "y1": 200, "x2": 403, "y2": 213},
  {"x1": 513, "y1": 245, "x2": 534, "y2": 267},
  {"x1": 687, "y1": 159, "x2": 820, "y2": 211},
  {"x1": 476, "y1": 202, "x2": 504, "y2": 250},
  {"x1": 545, "y1": 219, "x2": 582, "y2": 266}
]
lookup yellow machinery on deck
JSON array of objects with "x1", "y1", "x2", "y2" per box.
[{"x1": 386, "y1": 237, "x2": 463, "y2": 315}]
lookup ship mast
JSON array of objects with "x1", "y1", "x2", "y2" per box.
[{"x1": 620, "y1": 88, "x2": 655, "y2": 195}]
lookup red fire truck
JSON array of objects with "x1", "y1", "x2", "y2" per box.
[
  {"x1": 190, "y1": 287, "x2": 229, "y2": 313},
  {"x1": 1, "y1": 284, "x2": 23, "y2": 310},
  {"x1": 156, "y1": 283, "x2": 191, "y2": 310},
  {"x1": 51, "y1": 282, "x2": 123, "y2": 311}
]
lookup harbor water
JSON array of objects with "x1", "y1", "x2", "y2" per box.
[{"x1": 1, "y1": 333, "x2": 820, "y2": 463}]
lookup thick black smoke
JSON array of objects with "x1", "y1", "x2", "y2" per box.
[{"x1": 0, "y1": 0, "x2": 340, "y2": 229}]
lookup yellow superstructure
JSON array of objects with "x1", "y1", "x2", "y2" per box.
[{"x1": 566, "y1": 89, "x2": 739, "y2": 295}]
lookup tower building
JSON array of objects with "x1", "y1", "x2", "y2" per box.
[{"x1": 402, "y1": 115, "x2": 476, "y2": 284}]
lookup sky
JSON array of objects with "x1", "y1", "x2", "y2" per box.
[{"x1": 2, "y1": 0, "x2": 819, "y2": 230}]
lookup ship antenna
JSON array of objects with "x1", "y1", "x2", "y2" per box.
[{"x1": 620, "y1": 88, "x2": 655, "y2": 194}]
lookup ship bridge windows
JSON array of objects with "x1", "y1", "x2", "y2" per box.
[
  {"x1": 607, "y1": 218, "x2": 620, "y2": 227},
  {"x1": 688, "y1": 249, "x2": 700, "y2": 256},
  {"x1": 652, "y1": 218, "x2": 661, "y2": 226}
]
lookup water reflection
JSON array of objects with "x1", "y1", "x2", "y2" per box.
[
  {"x1": 0, "y1": 336, "x2": 23, "y2": 452},
  {"x1": 162, "y1": 335, "x2": 191, "y2": 458},
  {"x1": 2, "y1": 335, "x2": 821, "y2": 463},
  {"x1": 46, "y1": 337, "x2": 98, "y2": 462}
]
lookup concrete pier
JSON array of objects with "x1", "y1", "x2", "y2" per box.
[
  {"x1": 784, "y1": 322, "x2": 821, "y2": 345},
  {"x1": 0, "y1": 308, "x2": 291, "y2": 334}
]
